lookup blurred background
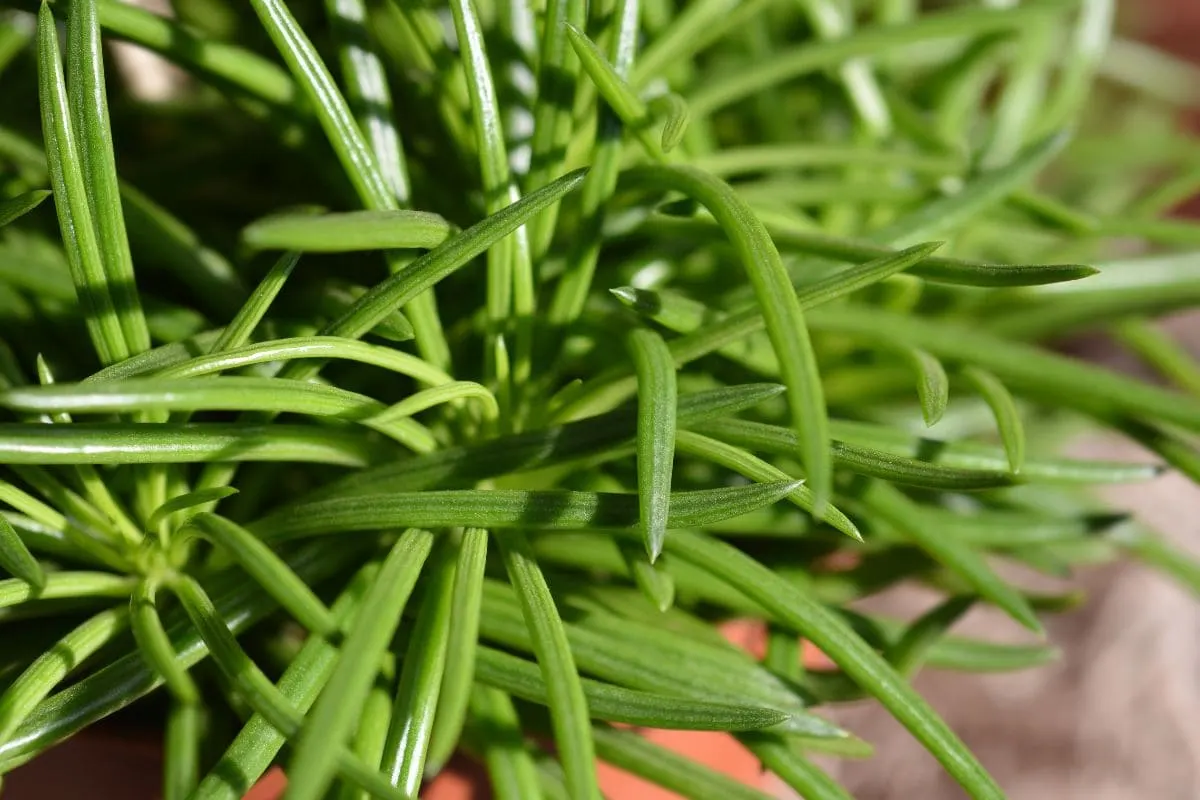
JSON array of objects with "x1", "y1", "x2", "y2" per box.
[{"x1": 810, "y1": 3, "x2": 1200, "y2": 797}]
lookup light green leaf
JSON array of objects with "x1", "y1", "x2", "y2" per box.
[
  {"x1": 281, "y1": 530, "x2": 433, "y2": 800},
  {"x1": 622, "y1": 165, "x2": 831, "y2": 513},
  {"x1": 252, "y1": 482, "x2": 803, "y2": 542},
  {"x1": 961, "y1": 367, "x2": 1026, "y2": 473},
  {"x1": 0, "y1": 514, "x2": 44, "y2": 590},
  {"x1": 663, "y1": 531, "x2": 1004, "y2": 800},
  {"x1": 627, "y1": 328, "x2": 677, "y2": 560},
  {"x1": 0, "y1": 190, "x2": 50, "y2": 228},
  {"x1": 244, "y1": 210, "x2": 453, "y2": 252},
  {"x1": 499, "y1": 528, "x2": 600, "y2": 800},
  {"x1": 36, "y1": 3, "x2": 128, "y2": 365},
  {"x1": 67, "y1": 0, "x2": 150, "y2": 356},
  {"x1": 185, "y1": 513, "x2": 337, "y2": 638}
]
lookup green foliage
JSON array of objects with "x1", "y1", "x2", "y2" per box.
[{"x1": 0, "y1": 0, "x2": 1196, "y2": 798}]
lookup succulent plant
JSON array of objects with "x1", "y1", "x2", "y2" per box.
[{"x1": 0, "y1": 1, "x2": 1198, "y2": 798}]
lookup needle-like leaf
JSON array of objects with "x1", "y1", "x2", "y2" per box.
[
  {"x1": 426, "y1": 527, "x2": 489, "y2": 774},
  {"x1": 66, "y1": 0, "x2": 150, "y2": 356},
  {"x1": 627, "y1": 328, "x2": 677, "y2": 560},
  {"x1": 622, "y1": 165, "x2": 831, "y2": 513},
  {"x1": 380, "y1": 540, "x2": 457, "y2": 795},
  {"x1": 0, "y1": 190, "x2": 50, "y2": 228},
  {"x1": 0, "y1": 607, "x2": 127, "y2": 743},
  {"x1": 35, "y1": 3, "x2": 127, "y2": 365},
  {"x1": 0, "y1": 514, "x2": 44, "y2": 590},
  {"x1": 185, "y1": 513, "x2": 337, "y2": 638},
  {"x1": 282, "y1": 529, "x2": 432, "y2": 800},
  {"x1": 252, "y1": 482, "x2": 803, "y2": 542},
  {"x1": 129, "y1": 579, "x2": 200, "y2": 706},
  {"x1": 498, "y1": 528, "x2": 600, "y2": 800},
  {"x1": 244, "y1": 210, "x2": 453, "y2": 253},
  {"x1": 663, "y1": 531, "x2": 1004, "y2": 800},
  {"x1": 961, "y1": 367, "x2": 1026, "y2": 474},
  {"x1": 895, "y1": 347, "x2": 949, "y2": 427}
]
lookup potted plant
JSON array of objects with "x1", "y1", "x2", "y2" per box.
[{"x1": 0, "y1": 1, "x2": 1198, "y2": 799}]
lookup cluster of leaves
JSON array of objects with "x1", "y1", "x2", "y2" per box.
[{"x1": 0, "y1": 0, "x2": 1198, "y2": 798}]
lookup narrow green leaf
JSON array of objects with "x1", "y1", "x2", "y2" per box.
[
  {"x1": 961, "y1": 367, "x2": 1025, "y2": 473},
  {"x1": 0, "y1": 514, "x2": 44, "y2": 590},
  {"x1": 468, "y1": 685, "x2": 543, "y2": 800},
  {"x1": 0, "y1": 422, "x2": 393, "y2": 466},
  {"x1": 664, "y1": 531, "x2": 1004, "y2": 800},
  {"x1": 524, "y1": 0, "x2": 587, "y2": 257},
  {"x1": 185, "y1": 513, "x2": 337, "y2": 638},
  {"x1": 794, "y1": 0, "x2": 890, "y2": 136},
  {"x1": 380, "y1": 540, "x2": 458, "y2": 796},
  {"x1": 741, "y1": 734, "x2": 852, "y2": 800},
  {"x1": 547, "y1": 0, "x2": 641, "y2": 326},
  {"x1": 826, "y1": 418, "x2": 1159, "y2": 484},
  {"x1": 155, "y1": 336, "x2": 452, "y2": 387},
  {"x1": 320, "y1": 169, "x2": 587, "y2": 346},
  {"x1": 164, "y1": 701, "x2": 200, "y2": 800},
  {"x1": 651, "y1": 93, "x2": 690, "y2": 153},
  {"x1": 246, "y1": 0, "x2": 449, "y2": 368},
  {"x1": 921, "y1": 508, "x2": 1127, "y2": 548},
  {"x1": 498, "y1": 529, "x2": 600, "y2": 800},
  {"x1": 808, "y1": 306, "x2": 1200, "y2": 435},
  {"x1": 476, "y1": 646, "x2": 785, "y2": 732},
  {"x1": 147, "y1": 488, "x2": 238, "y2": 533},
  {"x1": 120, "y1": 183, "x2": 247, "y2": 315},
  {"x1": 253, "y1": 483, "x2": 802, "y2": 542},
  {"x1": 66, "y1": 0, "x2": 150, "y2": 356},
  {"x1": 744, "y1": 210, "x2": 1094, "y2": 287},
  {"x1": 862, "y1": 483, "x2": 1042, "y2": 633},
  {"x1": 323, "y1": 0, "x2": 410, "y2": 203},
  {"x1": 130, "y1": 579, "x2": 200, "y2": 705},
  {"x1": 590, "y1": 243, "x2": 944, "y2": 420},
  {"x1": 887, "y1": 596, "x2": 975, "y2": 677},
  {"x1": 478, "y1": 580, "x2": 840, "y2": 737},
  {"x1": 244, "y1": 210, "x2": 453, "y2": 253},
  {"x1": 686, "y1": 144, "x2": 958, "y2": 178},
  {"x1": 369, "y1": 381, "x2": 499, "y2": 426},
  {"x1": 867, "y1": 616, "x2": 1059, "y2": 673},
  {"x1": 673, "y1": 431, "x2": 861, "y2": 540},
  {"x1": 192, "y1": 563, "x2": 377, "y2": 800},
  {"x1": 447, "y1": 0, "x2": 532, "y2": 344},
  {"x1": 1113, "y1": 319, "x2": 1200, "y2": 397},
  {"x1": 169, "y1": 575, "x2": 409, "y2": 800},
  {"x1": 314, "y1": 383, "x2": 784, "y2": 500},
  {"x1": 36, "y1": 3, "x2": 127, "y2": 365},
  {"x1": 0, "y1": 190, "x2": 50, "y2": 228},
  {"x1": 565, "y1": 23, "x2": 663, "y2": 161},
  {"x1": 0, "y1": 377, "x2": 436, "y2": 453},
  {"x1": 426, "y1": 528, "x2": 488, "y2": 774},
  {"x1": 618, "y1": 540, "x2": 676, "y2": 612},
  {"x1": 0, "y1": 571, "x2": 133, "y2": 609},
  {"x1": 874, "y1": 132, "x2": 1070, "y2": 247},
  {"x1": 623, "y1": 165, "x2": 830, "y2": 513},
  {"x1": 0, "y1": 543, "x2": 357, "y2": 768},
  {"x1": 340, "y1": 685, "x2": 392, "y2": 800},
  {"x1": 686, "y1": 0, "x2": 1076, "y2": 116},
  {"x1": 892, "y1": 347, "x2": 948, "y2": 427},
  {"x1": 627, "y1": 328, "x2": 677, "y2": 560},
  {"x1": 208, "y1": 253, "x2": 299, "y2": 355},
  {"x1": 283, "y1": 529, "x2": 432, "y2": 800},
  {"x1": 0, "y1": 607, "x2": 127, "y2": 743},
  {"x1": 695, "y1": 418, "x2": 1018, "y2": 491}
]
